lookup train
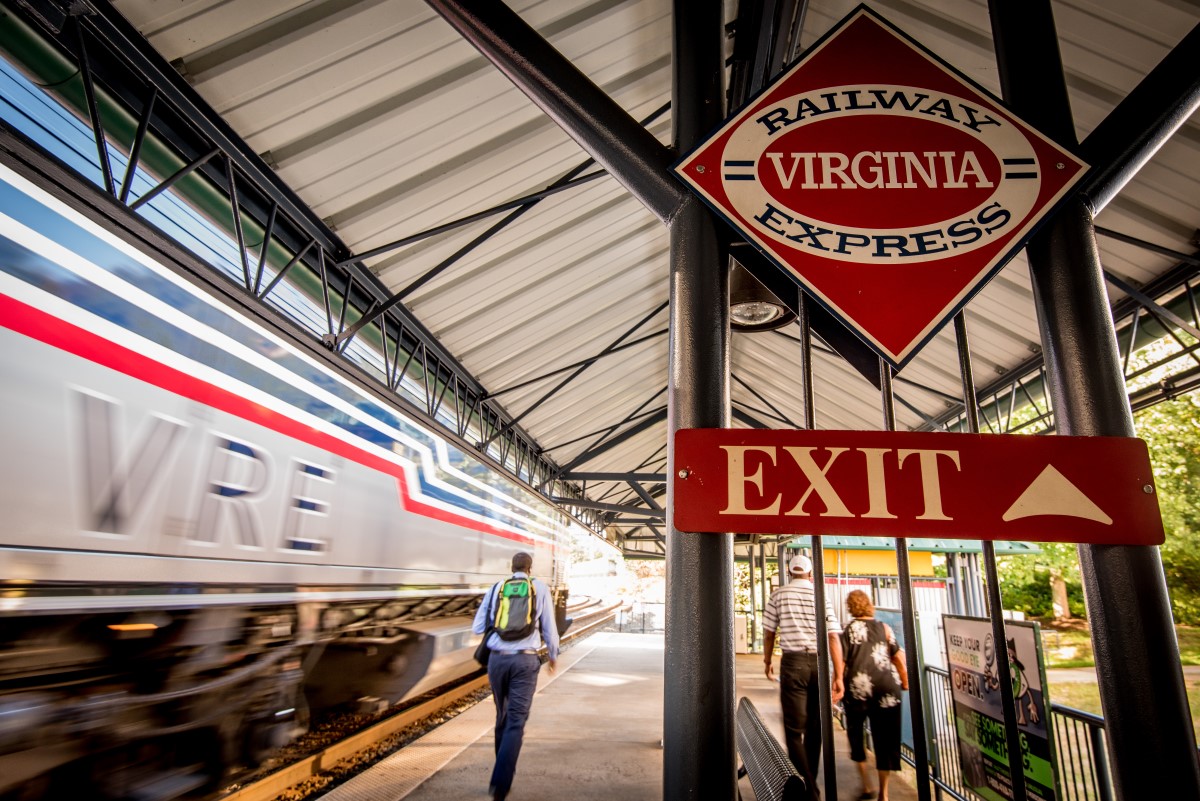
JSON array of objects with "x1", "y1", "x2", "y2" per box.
[{"x1": 0, "y1": 137, "x2": 608, "y2": 798}]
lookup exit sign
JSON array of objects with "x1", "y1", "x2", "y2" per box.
[{"x1": 673, "y1": 429, "x2": 1164, "y2": 545}]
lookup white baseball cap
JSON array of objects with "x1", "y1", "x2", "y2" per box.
[{"x1": 789, "y1": 555, "x2": 813, "y2": 575}]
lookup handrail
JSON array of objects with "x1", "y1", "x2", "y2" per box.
[
  {"x1": 922, "y1": 664, "x2": 1115, "y2": 801},
  {"x1": 1050, "y1": 702, "x2": 1106, "y2": 728}
]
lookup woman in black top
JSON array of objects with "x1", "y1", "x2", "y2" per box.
[{"x1": 840, "y1": 590, "x2": 909, "y2": 801}]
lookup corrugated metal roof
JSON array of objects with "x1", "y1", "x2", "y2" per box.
[{"x1": 109, "y1": 0, "x2": 1199, "y2": 549}]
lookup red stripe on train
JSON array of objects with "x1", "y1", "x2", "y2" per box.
[{"x1": 0, "y1": 292, "x2": 546, "y2": 548}]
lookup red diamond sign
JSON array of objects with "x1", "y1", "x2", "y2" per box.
[{"x1": 673, "y1": 6, "x2": 1088, "y2": 369}]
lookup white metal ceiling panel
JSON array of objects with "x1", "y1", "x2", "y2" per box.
[{"x1": 110, "y1": 0, "x2": 1199, "y2": 541}]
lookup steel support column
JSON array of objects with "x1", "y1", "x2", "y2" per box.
[
  {"x1": 957, "y1": 314, "x2": 1027, "y2": 801},
  {"x1": 665, "y1": 198, "x2": 733, "y2": 798},
  {"x1": 423, "y1": 3, "x2": 734, "y2": 796},
  {"x1": 758, "y1": 541, "x2": 769, "y2": 648},
  {"x1": 798, "y1": 294, "x2": 837, "y2": 801},
  {"x1": 990, "y1": 2, "x2": 1200, "y2": 797},
  {"x1": 665, "y1": 1, "x2": 734, "y2": 796},
  {"x1": 748, "y1": 542, "x2": 758, "y2": 652},
  {"x1": 881, "y1": 363, "x2": 932, "y2": 801}
]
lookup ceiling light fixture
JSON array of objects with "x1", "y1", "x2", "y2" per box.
[{"x1": 729, "y1": 260, "x2": 797, "y2": 333}]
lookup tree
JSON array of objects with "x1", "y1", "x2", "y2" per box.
[
  {"x1": 1136, "y1": 387, "x2": 1200, "y2": 623},
  {"x1": 998, "y1": 542, "x2": 1087, "y2": 620},
  {"x1": 998, "y1": 336, "x2": 1200, "y2": 623}
]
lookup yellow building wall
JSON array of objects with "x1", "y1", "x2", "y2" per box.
[{"x1": 823, "y1": 549, "x2": 935, "y2": 577}]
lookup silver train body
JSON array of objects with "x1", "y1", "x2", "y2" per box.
[{"x1": 0, "y1": 159, "x2": 583, "y2": 798}]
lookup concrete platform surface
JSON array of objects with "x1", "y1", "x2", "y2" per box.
[{"x1": 316, "y1": 632, "x2": 918, "y2": 801}]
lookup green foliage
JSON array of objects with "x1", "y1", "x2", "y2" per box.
[
  {"x1": 734, "y1": 560, "x2": 778, "y2": 613},
  {"x1": 997, "y1": 542, "x2": 1087, "y2": 619},
  {"x1": 998, "y1": 333, "x2": 1200, "y2": 626},
  {"x1": 1136, "y1": 388, "x2": 1200, "y2": 624}
]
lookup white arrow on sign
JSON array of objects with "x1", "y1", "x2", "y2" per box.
[{"x1": 1002, "y1": 464, "x2": 1113, "y2": 525}]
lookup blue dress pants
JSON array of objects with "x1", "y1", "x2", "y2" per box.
[{"x1": 487, "y1": 651, "x2": 541, "y2": 795}]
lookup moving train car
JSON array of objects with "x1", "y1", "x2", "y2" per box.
[{"x1": 0, "y1": 150, "x2": 589, "y2": 798}]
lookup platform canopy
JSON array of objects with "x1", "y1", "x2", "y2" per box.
[{"x1": 4, "y1": 0, "x2": 1196, "y2": 557}]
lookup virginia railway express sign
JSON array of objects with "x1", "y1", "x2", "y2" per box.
[
  {"x1": 673, "y1": 6, "x2": 1088, "y2": 369},
  {"x1": 672, "y1": 429, "x2": 1164, "y2": 546}
]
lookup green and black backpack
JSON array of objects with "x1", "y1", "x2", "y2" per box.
[{"x1": 493, "y1": 576, "x2": 537, "y2": 641}]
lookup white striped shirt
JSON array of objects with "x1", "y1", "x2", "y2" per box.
[{"x1": 763, "y1": 580, "x2": 841, "y2": 654}]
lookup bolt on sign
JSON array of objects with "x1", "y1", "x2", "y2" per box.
[
  {"x1": 672, "y1": 429, "x2": 1164, "y2": 545},
  {"x1": 672, "y1": 6, "x2": 1088, "y2": 369}
]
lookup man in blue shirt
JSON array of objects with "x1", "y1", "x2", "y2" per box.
[{"x1": 472, "y1": 551, "x2": 559, "y2": 801}]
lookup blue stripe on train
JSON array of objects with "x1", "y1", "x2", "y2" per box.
[{"x1": 0, "y1": 191, "x2": 507, "y2": 522}]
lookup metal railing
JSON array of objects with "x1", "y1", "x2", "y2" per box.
[{"x1": 921, "y1": 666, "x2": 1114, "y2": 801}]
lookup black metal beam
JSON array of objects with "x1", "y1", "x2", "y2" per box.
[
  {"x1": 665, "y1": 0, "x2": 735, "y2": 797},
  {"x1": 487, "y1": 329, "x2": 667, "y2": 400},
  {"x1": 425, "y1": 0, "x2": 685, "y2": 223},
  {"x1": 991, "y1": 2, "x2": 1200, "y2": 798},
  {"x1": 1129, "y1": 364, "x2": 1200, "y2": 410},
  {"x1": 954, "y1": 312, "x2": 1026, "y2": 801},
  {"x1": 64, "y1": 5, "x2": 495, "y2": 407},
  {"x1": 1095, "y1": 225, "x2": 1200, "y2": 267},
  {"x1": 128, "y1": 146, "x2": 220, "y2": 211},
  {"x1": 562, "y1": 472, "x2": 666, "y2": 482},
  {"x1": 480, "y1": 301, "x2": 668, "y2": 449},
  {"x1": 878, "y1": 361, "x2": 933, "y2": 801},
  {"x1": 731, "y1": 401, "x2": 784, "y2": 428},
  {"x1": 555, "y1": 407, "x2": 668, "y2": 474},
  {"x1": 333, "y1": 169, "x2": 609, "y2": 268},
  {"x1": 334, "y1": 101, "x2": 669, "y2": 271},
  {"x1": 1103, "y1": 270, "x2": 1200, "y2": 341},
  {"x1": 728, "y1": 0, "x2": 810, "y2": 108},
  {"x1": 1078, "y1": 20, "x2": 1200, "y2": 214},
  {"x1": 118, "y1": 85, "x2": 155, "y2": 204},
  {"x1": 332, "y1": 98, "x2": 675, "y2": 352},
  {"x1": 549, "y1": 497, "x2": 664, "y2": 518},
  {"x1": 732, "y1": 371, "x2": 798, "y2": 427},
  {"x1": 627, "y1": 479, "x2": 665, "y2": 513},
  {"x1": 75, "y1": 4, "x2": 342, "y2": 254},
  {"x1": 73, "y1": 15, "x2": 114, "y2": 196},
  {"x1": 539, "y1": 399, "x2": 667, "y2": 455}
]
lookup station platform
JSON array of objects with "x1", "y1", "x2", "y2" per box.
[{"x1": 316, "y1": 631, "x2": 917, "y2": 801}]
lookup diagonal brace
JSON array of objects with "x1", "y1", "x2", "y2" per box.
[
  {"x1": 479, "y1": 301, "x2": 669, "y2": 449},
  {"x1": 426, "y1": 0, "x2": 686, "y2": 223}
]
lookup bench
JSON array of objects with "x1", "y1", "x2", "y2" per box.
[{"x1": 736, "y1": 696, "x2": 808, "y2": 801}]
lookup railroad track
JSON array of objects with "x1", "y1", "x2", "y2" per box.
[{"x1": 218, "y1": 600, "x2": 622, "y2": 801}]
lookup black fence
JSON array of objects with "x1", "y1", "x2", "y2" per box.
[{"x1": 922, "y1": 666, "x2": 1115, "y2": 801}]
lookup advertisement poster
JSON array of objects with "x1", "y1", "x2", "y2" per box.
[{"x1": 943, "y1": 615, "x2": 1058, "y2": 801}]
